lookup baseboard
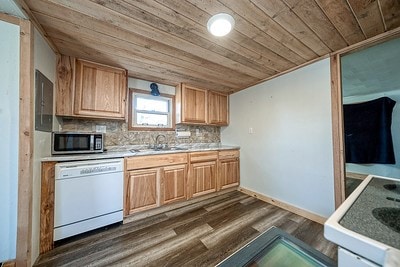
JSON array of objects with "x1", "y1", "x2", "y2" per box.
[
  {"x1": 1, "y1": 260, "x2": 16, "y2": 267},
  {"x1": 238, "y1": 187, "x2": 327, "y2": 224}
]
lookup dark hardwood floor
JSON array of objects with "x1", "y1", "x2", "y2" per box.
[{"x1": 34, "y1": 191, "x2": 337, "y2": 266}]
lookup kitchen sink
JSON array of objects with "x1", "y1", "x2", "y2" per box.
[
  {"x1": 129, "y1": 147, "x2": 188, "y2": 153},
  {"x1": 372, "y1": 207, "x2": 400, "y2": 233},
  {"x1": 153, "y1": 147, "x2": 188, "y2": 151}
]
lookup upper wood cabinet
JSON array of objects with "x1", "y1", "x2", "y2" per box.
[
  {"x1": 176, "y1": 83, "x2": 208, "y2": 124},
  {"x1": 176, "y1": 83, "x2": 229, "y2": 126},
  {"x1": 56, "y1": 55, "x2": 127, "y2": 120},
  {"x1": 208, "y1": 91, "x2": 229, "y2": 126}
]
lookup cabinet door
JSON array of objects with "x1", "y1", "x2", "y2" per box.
[
  {"x1": 209, "y1": 91, "x2": 229, "y2": 125},
  {"x1": 181, "y1": 84, "x2": 207, "y2": 124},
  {"x1": 161, "y1": 164, "x2": 187, "y2": 205},
  {"x1": 189, "y1": 161, "x2": 217, "y2": 198},
  {"x1": 218, "y1": 158, "x2": 240, "y2": 190},
  {"x1": 74, "y1": 59, "x2": 127, "y2": 119},
  {"x1": 125, "y1": 168, "x2": 160, "y2": 215}
]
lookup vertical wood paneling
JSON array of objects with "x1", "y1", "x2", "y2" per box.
[
  {"x1": 16, "y1": 19, "x2": 34, "y2": 267},
  {"x1": 330, "y1": 54, "x2": 346, "y2": 208}
]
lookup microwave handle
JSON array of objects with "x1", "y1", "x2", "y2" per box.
[{"x1": 90, "y1": 135, "x2": 94, "y2": 150}]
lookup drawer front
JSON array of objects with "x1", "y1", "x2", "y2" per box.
[
  {"x1": 190, "y1": 151, "x2": 218, "y2": 162},
  {"x1": 219, "y1": 150, "x2": 240, "y2": 159},
  {"x1": 126, "y1": 153, "x2": 188, "y2": 170}
]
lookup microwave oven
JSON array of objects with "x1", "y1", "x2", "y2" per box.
[{"x1": 52, "y1": 132, "x2": 104, "y2": 155}]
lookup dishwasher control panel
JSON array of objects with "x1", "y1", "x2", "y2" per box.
[
  {"x1": 56, "y1": 159, "x2": 124, "y2": 179},
  {"x1": 80, "y1": 166, "x2": 117, "y2": 175}
]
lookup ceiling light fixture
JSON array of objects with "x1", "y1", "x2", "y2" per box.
[{"x1": 207, "y1": 13, "x2": 235, "y2": 37}]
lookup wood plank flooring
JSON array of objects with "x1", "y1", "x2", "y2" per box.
[{"x1": 34, "y1": 191, "x2": 337, "y2": 266}]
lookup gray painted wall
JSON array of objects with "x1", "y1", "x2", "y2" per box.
[
  {"x1": 221, "y1": 58, "x2": 335, "y2": 218},
  {"x1": 0, "y1": 19, "x2": 20, "y2": 262}
]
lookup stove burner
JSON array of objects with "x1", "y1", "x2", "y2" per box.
[
  {"x1": 383, "y1": 183, "x2": 400, "y2": 195},
  {"x1": 372, "y1": 207, "x2": 400, "y2": 233},
  {"x1": 384, "y1": 184, "x2": 397, "y2": 190}
]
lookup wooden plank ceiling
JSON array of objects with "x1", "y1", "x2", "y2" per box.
[{"x1": 22, "y1": 0, "x2": 400, "y2": 93}]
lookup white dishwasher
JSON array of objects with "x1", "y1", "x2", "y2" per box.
[{"x1": 54, "y1": 158, "x2": 124, "y2": 241}]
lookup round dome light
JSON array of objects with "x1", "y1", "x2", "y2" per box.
[{"x1": 207, "y1": 13, "x2": 235, "y2": 37}]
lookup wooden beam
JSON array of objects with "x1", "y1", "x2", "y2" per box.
[
  {"x1": 0, "y1": 12, "x2": 21, "y2": 25},
  {"x1": 330, "y1": 54, "x2": 345, "y2": 208},
  {"x1": 16, "y1": 19, "x2": 34, "y2": 267},
  {"x1": 333, "y1": 25, "x2": 400, "y2": 56}
]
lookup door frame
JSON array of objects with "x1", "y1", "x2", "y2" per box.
[{"x1": 330, "y1": 27, "x2": 400, "y2": 208}]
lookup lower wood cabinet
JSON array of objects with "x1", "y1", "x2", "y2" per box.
[
  {"x1": 188, "y1": 151, "x2": 218, "y2": 198},
  {"x1": 189, "y1": 161, "x2": 217, "y2": 198},
  {"x1": 125, "y1": 168, "x2": 160, "y2": 215},
  {"x1": 124, "y1": 149, "x2": 240, "y2": 216},
  {"x1": 124, "y1": 153, "x2": 188, "y2": 216},
  {"x1": 161, "y1": 164, "x2": 187, "y2": 205},
  {"x1": 218, "y1": 158, "x2": 240, "y2": 190}
]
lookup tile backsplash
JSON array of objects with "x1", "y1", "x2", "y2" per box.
[{"x1": 61, "y1": 118, "x2": 220, "y2": 148}]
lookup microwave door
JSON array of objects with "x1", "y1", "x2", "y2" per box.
[{"x1": 55, "y1": 134, "x2": 91, "y2": 152}]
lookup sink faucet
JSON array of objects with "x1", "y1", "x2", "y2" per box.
[{"x1": 155, "y1": 134, "x2": 166, "y2": 149}]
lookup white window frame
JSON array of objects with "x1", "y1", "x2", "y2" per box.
[{"x1": 129, "y1": 89, "x2": 175, "y2": 131}]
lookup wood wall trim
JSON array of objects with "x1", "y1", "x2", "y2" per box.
[
  {"x1": 39, "y1": 162, "x2": 56, "y2": 254},
  {"x1": 332, "y1": 26, "x2": 400, "y2": 57},
  {"x1": 2, "y1": 261, "x2": 16, "y2": 267},
  {"x1": 0, "y1": 12, "x2": 21, "y2": 25},
  {"x1": 16, "y1": 19, "x2": 34, "y2": 267},
  {"x1": 238, "y1": 187, "x2": 326, "y2": 225},
  {"x1": 330, "y1": 54, "x2": 346, "y2": 208},
  {"x1": 329, "y1": 26, "x2": 400, "y2": 209}
]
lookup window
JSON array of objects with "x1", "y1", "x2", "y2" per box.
[{"x1": 129, "y1": 89, "x2": 175, "y2": 130}]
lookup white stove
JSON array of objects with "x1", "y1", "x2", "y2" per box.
[{"x1": 324, "y1": 175, "x2": 400, "y2": 267}]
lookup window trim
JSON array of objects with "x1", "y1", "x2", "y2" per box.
[{"x1": 128, "y1": 88, "x2": 176, "y2": 131}]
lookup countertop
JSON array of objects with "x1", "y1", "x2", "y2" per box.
[{"x1": 41, "y1": 143, "x2": 240, "y2": 162}]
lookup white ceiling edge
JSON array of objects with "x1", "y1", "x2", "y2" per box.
[{"x1": 0, "y1": 0, "x2": 27, "y2": 19}]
